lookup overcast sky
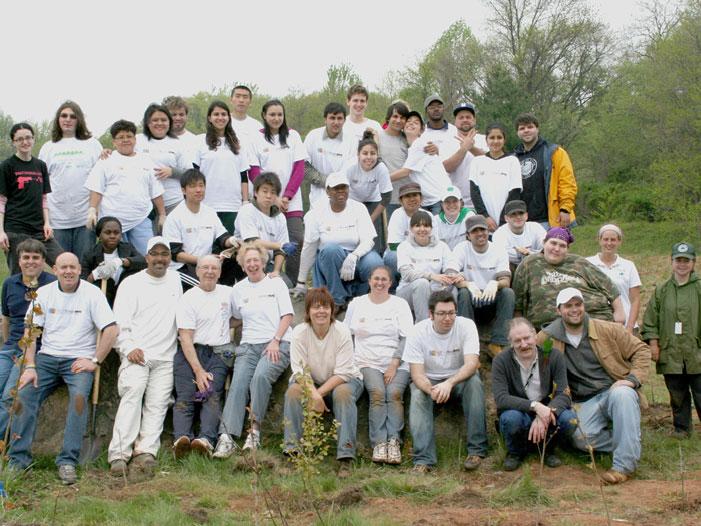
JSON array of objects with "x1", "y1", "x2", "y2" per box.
[{"x1": 1, "y1": 0, "x2": 650, "y2": 136}]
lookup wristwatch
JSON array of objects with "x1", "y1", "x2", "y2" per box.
[
  {"x1": 273, "y1": 336, "x2": 282, "y2": 342},
  {"x1": 91, "y1": 356, "x2": 102, "y2": 366},
  {"x1": 530, "y1": 401, "x2": 537, "y2": 411}
]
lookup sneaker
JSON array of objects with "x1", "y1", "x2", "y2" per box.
[
  {"x1": 58, "y1": 464, "x2": 78, "y2": 485},
  {"x1": 544, "y1": 450, "x2": 562, "y2": 468},
  {"x1": 386, "y1": 438, "x2": 402, "y2": 465},
  {"x1": 173, "y1": 436, "x2": 191, "y2": 459},
  {"x1": 411, "y1": 464, "x2": 431, "y2": 474},
  {"x1": 463, "y1": 455, "x2": 483, "y2": 471},
  {"x1": 131, "y1": 453, "x2": 158, "y2": 467},
  {"x1": 242, "y1": 432, "x2": 261, "y2": 452},
  {"x1": 191, "y1": 437, "x2": 214, "y2": 456},
  {"x1": 110, "y1": 459, "x2": 128, "y2": 477},
  {"x1": 503, "y1": 453, "x2": 523, "y2": 471},
  {"x1": 213, "y1": 434, "x2": 238, "y2": 458},
  {"x1": 371, "y1": 442, "x2": 388, "y2": 463}
]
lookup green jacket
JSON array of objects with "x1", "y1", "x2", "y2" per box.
[{"x1": 641, "y1": 272, "x2": 701, "y2": 374}]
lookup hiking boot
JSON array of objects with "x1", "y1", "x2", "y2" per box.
[
  {"x1": 58, "y1": 464, "x2": 78, "y2": 485},
  {"x1": 463, "y1": 455, "x2": 483, "y2": 471},
  {"x1": 487, "y1": 344, "x2": 504, "y2": 358},
  {"x1": 337, "y1": 458, "x2": 353, "y2": 478},
  {"x1": 110, "y1": 459, "x2": 128, "y2": 477},
  {"x1": 671, "y1": 428, "x2": 691, "y2": 440},
  {"x1": 411, "y1": 464, "x2": 431, "y2": 475},
  {"x1": 503, "y1": 453, "x2": 523, "y2": 471},
  {"x1": 242, "y1": 432, "x2": 261, "y2": 452},
  {"x1": 372, "y1": 442, "x2": 388, "y2": 463},
  {"x1": 213, "y1": 434, "x2": 238, "y2": 459},
  {"x1": 173, "y1": 436, "x2": 191, "y2": 459},
  {"x1": 191, "y1": 437, "x2": 214, "y2": 457},
  {"x1": 386, "y1": 438, "x2": 402, "y2": 465},
  {"x1": 544, "y1": 450, "x2": 562, "y2": 468},
  {"x1": 131, "y1": 453, "x2": 158, "y2": 467},
  {"x1": 601, "y1": 468, "x2": 629, "y2": 485}
]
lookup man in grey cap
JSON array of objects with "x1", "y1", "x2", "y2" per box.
[
  {"x1": 491, "y1": 200, "x2": 548, "y2": 272},
  {"x1": 422, "y1": 95, "x2": 458, "y2": 151},
  {"x1": 537, "y1": 287, "x2": 650, "y2": 485},
  {"x1": 448, "y1": 214, "x2": 514, "y2": 357}
]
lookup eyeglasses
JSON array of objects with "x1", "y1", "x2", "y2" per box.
[
  {"x1": 60, "y1": 113, "x2": 77, "y2": 120},
  {"x1": 13, "y1": 136, "x2": 34, "y2": 143},
  {"x1": 114, "y1": 134, "x2": 135, "y2": 141},
  {"x1": 433, "y1": 311, "x2": 457, "y2": 318},
  {"x1": 148, "y1": 251, "x2": 170, "y2": 257}
]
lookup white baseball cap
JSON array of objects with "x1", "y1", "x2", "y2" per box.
[
  {"x1": 325, "y1": 171, "x2": 350, "y2": 188},
  {"x1": 146, "y1": 236, "x2": 170, "y2": 252},
  {"x1": 556, "y1": 287, "x2": 584, "y2": 307}
]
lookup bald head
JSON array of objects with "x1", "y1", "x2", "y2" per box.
[{"x1": 53, "y1": 252, "x2": 81, "y2": 292}]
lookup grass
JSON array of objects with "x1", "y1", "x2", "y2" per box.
[{"x1": 492, "y1": 466, "x2": 553, "y2": 507}]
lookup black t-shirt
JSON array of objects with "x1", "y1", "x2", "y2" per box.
[
  {"x1": 515, "y1": 138, "x2": 547, "y2": 222},
  {"x1": 0, "y1": 155, "x2": 51, "y2": 234}
]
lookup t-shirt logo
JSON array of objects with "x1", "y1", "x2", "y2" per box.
[
  {"x1": 359, "y1": 317, "x2": 366, "y2": 323},
  {"x1": 520, "y1": 158, "x2": 537, "y2": 179},
  {"x1": 243, "y1": 298, "x2": 249, "y2": 304}
]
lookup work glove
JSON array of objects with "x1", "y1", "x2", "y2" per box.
[
  {"x1": 157, "y1": 215, "x2": 167, "y2": 232},
  {"x1": 281, "y1": 242, "x2": 298, "y2": 257},
  {"x1": 481, "y1": 280, "x2": 499, "y2": 304},
  {"x1": 227, "y1": 237, "x2": 242, "y2": 250},
  {"x1": 92, "y1": 258, "x2": 122, "y2": 280},
  {"x1": 339, "y1": 253, "x2": 358, "y2": 281},
  {"x1": 291, "y1": 283, "x2": 307, "y2": 299},
  {"x1": 86, "y1": 207, "x2": 98, "y2": 231},
  {"x1": 466, "y1": 281, "x2": 482, "y2": 303},
  {"x1": 193, "y1": 384, "x2": 214, "y2": 402}
]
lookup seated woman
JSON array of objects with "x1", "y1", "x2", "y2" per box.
[
  {"x1": 344, "y1": 265, "x2": 413, "y2": 464},
  {"x1": 80, "y1": 216, "x2": 145, "y2": 306},
  {"x1": 214, "y1": 243, "x2": 293, "y2": 457},
  {"x1": 396, "y1": 211, "x2": 458, "y2": 321},
  {"x1": 283, "y1": 287, "x2": 364, "y2": 474}
]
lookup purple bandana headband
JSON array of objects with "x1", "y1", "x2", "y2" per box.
[{"x1": 545, "y1": 227, "x2": 574, "y2": 245}]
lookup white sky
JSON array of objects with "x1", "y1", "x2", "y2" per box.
[{"x1": 1, "y1": 0, "x2": 650, "y2": 136}]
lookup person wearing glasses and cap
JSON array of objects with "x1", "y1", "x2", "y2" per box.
[{"x1": 642, "y1": 242, "x2": 700, "y2": 440}]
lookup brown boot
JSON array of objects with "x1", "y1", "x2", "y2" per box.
[{"x1": 487, "y1": 344, "x2": 504, "y2": 358}]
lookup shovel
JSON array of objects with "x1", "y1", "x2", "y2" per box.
[{"x1": 79, "y1": 279, "x2": 108, "y2": 466}]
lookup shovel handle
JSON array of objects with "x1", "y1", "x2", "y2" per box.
[{"x1": 91, "y1": 279, "x2": 108, "y2": 405}]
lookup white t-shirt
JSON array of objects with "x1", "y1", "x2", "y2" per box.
[
  {"x1": 174, "y1": 129, "x2": 199, "y2": 160},
  {"x1": 231, "y1": 276, "x2": 293, "y2": 344},
  {"x1": 402, "y1": 317, "x2": 479, "y2": 380},
  {"x1": 433, "y1": 210, "x2": 475, "y2": 250},
  {"x1": 492, "y1": 222, "x2": 547, "y2": 266},
  {"x1": 452, "y1": 240, "x2": 511, "y2": 289},
  {"x1": 342, "y1": 118, "x2": 382, "y2": 147},
  {"x1": 396, "y1": 238, "x2": 456, "y2": 292},
  {"x1": 30, "y1": 280, "x2": 115, "y2": 360},
  {"x1": 586, "y1": 254, "x2": 642, "y2": 327},
  {"x1": 164, "y1": 201, "x2": 228, "y2": 270},
  {"x1": 303, "y1": 198, "x2": 376, "y2": 251},
  {"x1": 440, "y1": 133, "x2": 488, "y2": 207},
  {"x1": 135, "y1": 134, "x2": 191, "y2": 208},
  {"x1": 344, "y1": 159, "x2": 392, "y2": 203},
  {"x1": 231, "y1": 115, "x2": 263, "y2": 151},
  {"x1": 248, "y1": 130, "x2": 308, "y2": 213},
  {"x1": 234, "y1": 202, "x2": 289, "y2": 262},
  {"x1": 192, "y1": 135, "x2": 250, "y2": 213},
  {"x1": 290, "y1": 322, "x2": 362, "y2": 384},
  {"x1": 387, "y1": 208, "x2": 429, "y2": 245},
  {"x1": 38, "y1": 137, "x2": 103, "y2": 229},
  {"x1": 422, "y1": 123, "x2": 459, "y2": 156},
  {"x1": 344, "y1": 294, "x2": 413, "y2": 373},
  {"x1": 113, "y1": 269, "x2": 183, "y2": 361},
  {"x1": 176, "y1": 285, "x2": 233, "y2": 346},
  {"x1": 469, "y1": 155, "x2": 522, "y2": 222},
  {"x1": 304, "y1": 127, "x2": 356, "y2": 209},
  {"x1": 403, "y1": 136, "x2": 453, "y2": 206},
  {"x1": 85, "y1": 152, "x2": 164, "y2": 231}
]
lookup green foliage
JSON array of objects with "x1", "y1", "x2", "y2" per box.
[
  {"x1": 493, "y1": 466, "x2": 552, "y2": 507},
  {"x1": 363, "y1": 475, "x2": 460, "y2": 503}
]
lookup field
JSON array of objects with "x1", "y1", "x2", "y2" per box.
[{"x1": 0, "y1": 220, "x2": 699, "y2": 526}]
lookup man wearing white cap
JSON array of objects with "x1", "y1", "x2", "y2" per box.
[
  {"x1": 537, "y1": 287, "x2": 650, "y2": 485},
  {"x1": 108, "y1": 236, "x2": 183, "y2": 475},
  {"x1": 292, "y1": 172, "x2": 382, "y2": 308}
]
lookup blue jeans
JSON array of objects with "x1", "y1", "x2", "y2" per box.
[
  {"x1": 409, "y1": 373, "x2": 488, "y2": 466},
  {"x1": 219, "y1": 341, "x2": 290, "y2": 437},
  {"x1": 283, "y1": 377, "x2": 364, "y2": 459},
  {"x1": 361, "y1": 367, "x2": 409, "y2": 447},
  {"x1": 312, "y1": 243, "x2": 383, "y2": 306},
  {"x1": 457, "y1": 287, "x2": 515, "y2": 346},
  {"x1": 570, "y1": 386, "x2": 641, "y2": 474},
  {"x1": 0, "y1": 344, "x2": 21, "y2": 436},
  {"x1": 499, "y1": 408, "x2": 576, "y2": 457},
  {"x1": 121, "y1": 217, "x2": 153, "y2": 256},
  {"x1": 382, "y1": 248, "x2": 400, "y2": 292},
  {"x1": 53, "y1": 226, "x2": 95, "y2": 261},
  {"x1": 8, "y1": 353, "x2": 94, "y2": 469}
]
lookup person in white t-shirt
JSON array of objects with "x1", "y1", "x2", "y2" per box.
[
  {"x1": 214, "y1": 244, "x2": 294, "y2": 458},
  {"x1": 283, "y1": 287, "x2": 364, "y2": 473},
  {"x1": 421, "y1": 95, "x2": 458, "y2": 153},
  {"x1": 85, "y1": 120, "x2": 166, "y2": 256},
  {"x1": 229, "y1": 85, "x2": 263, "y2": 151},
  {"x1": 162, "y1": 96, "x2": 199, "y2": 152},
  {"x1": 384, "y1": 182, "x2": 426, "y2": 287},
  {"x1": 173, "y1": 255, "x2": 234, "y2": 458},
  {"x1": 108, "y1": 236, "x2": 183, "y2": 475},
  {"x1": 344, "y1": 265, "x2": 413, "y2": 465},
  {"x1": 432, "y1": 185, "x2": 476, "y2": 250},
  {"x1": 192, "y1": 100, "x2": 250, "y2": 235},
  {"x1": 390, "y1": 111, "x2": 453, "y2": 214},
  {"x1": 396, "y1": 211, "x2": 460, "y2": 321},
  {"x1": 402, "y1": 289, "x2": 487, "y2": 472},
  {"x1": 304, "y1": 102, "x2": 356, "y2": 210},
  {"x1": 470, "y1": 122, "x2": 522, "y2": 232},
  {"x1": 39, "y1": 101, "x2": 103, "y2": 260},
  {"x1": 292, "y1": 172, "x2": 383, "y2": 308},
  {"x1": 449, "y1": 215, "x2": 515, "y2": 358},
  {"x1": 9, "y1": 252, "x2": 118, "y2": 484},
  {"x1": 586, "y1": 224, "x2": 642, "y2": 333},
  {"x1": 248, "y1": 100, "x2": 307, "y2": 284},
  {"x1": 491, "y1": 200, "x2": 547, "y2": 272},
  {"x1": 342, "y1": 85, "x2": 383, "y2": 147}
]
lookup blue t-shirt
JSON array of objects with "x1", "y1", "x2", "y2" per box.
[{"x1": 1, "y1": 271, "x2": 56, "y2": 350}]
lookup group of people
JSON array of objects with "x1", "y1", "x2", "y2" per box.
[{"x1": 0, "y1": 85, "x2": 698, "y2": 487}]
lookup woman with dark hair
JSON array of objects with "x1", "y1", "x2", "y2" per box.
[
  {"x1": 248, "y1": 100, "x2": 307, "y2": 284},
  {"x1": 0, "y1": 123, "x2": 63, "y2": 275},
  {"x1": 136, "y1": 103, "x2": 191, "y2": 217},
  {"x1": 191, "y1": 100, "x2": 249, "y2": 234},
  {"x1": 469, "y1": 122, "x2": 522, "y2": 231},
  {"x1": 283, "y1": 287, "x2": 364, "y2": 475},
  {"x1": 80, "y1": 216, "x2": 146, "y2": 306},
  {"x1": 39, "y1": 101, "x2": 103, "y2": 260}
]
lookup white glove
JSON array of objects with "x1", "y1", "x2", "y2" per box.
[
  {"x1": 157, "y1": 215, "x2": 167, "y2": 232},
  {"x1": 227, "y1": 236, "x2": 242, "y2": 250},
  {"x1": 466, "y1": 281, "x2": 482, "y2": 301},
  {"x1": 482, "y1": 280, "x2": 499, "y2": 303},
  {"x1": 92, "y1": 258, "x2": 122, "y2": 280},
  {"x1": 291, "y1": 283, "x2": 307, "y2": 299},
  {"x1": 339, "y1": 253, "x2": 358, "y2": 281},
  {"x1": 86, "y1": 207, "x2": 98, "y2": 231}
]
